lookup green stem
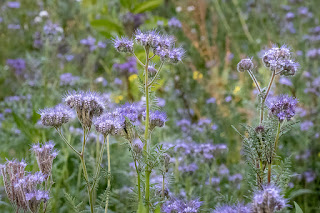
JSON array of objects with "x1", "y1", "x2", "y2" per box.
[
  {"x1": 247, "y1": 70, "x2": 261, "y2": 93},
  {"x1": 148, "y1": 61, "x2": 164, "y2": 87},
  {"x1": 260, "y1": 71, "x2": 276, "y2": 124},
  {"x1": 105, "y1": 135, "x2": 111, "y2": 213},
  {"x1": 268, "y1": 121, "x2": 281, "y2": 184},
  {"x1": 92, "y1": 136, "x2": 107, "y2": 192},
  {"x1": 56, "y1": 128, "x2": 80, "y2": 156},
  {"x1": 144, "y1": 47, "x2": 151, "y2": 212},
  {"x1": 134, "y1": 159, "x2": 141, "y2": 202}
]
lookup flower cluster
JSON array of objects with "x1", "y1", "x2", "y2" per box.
[
  {"x1": 267, "y1": 94, "x2": 298, "y2": 121},
  {"x1": 212, "y1": 203, "x2": 251, "y2": 213},
  {"x1": 237, "y1": 58, "x2": 254, "y2": 72},
  {"x1": 114, "y1": 30, "x2": 184, "y2": 63},
  {"x1": 147, "y1": 110, "x2": 167, "y2": 130},
  {"x1": 31, "y1": 141, "x2": 58, "y2": 177},
  {"x1": 0, "y1": 160, "x2": 49, "y2": 213},
  {"x1": 113, "y1": 57, "x2": 138, "y2": 76},
  {"x1": 39, "y1": 104, "x2": 73, "y2": 128},
  {"x1": 113, "y1": 37, "x2": 134, "y2": 53},
  {"x1": 262, "y1": 45, "x2": 299, "y2": 75},
  {"x1": 251, "y1": 185, "x2": 288, "y2": 213},
  {"x1": 94, "y1": 113, "x2": 125, "y2": 136},
  {"x1": 168, "y1": 17, "x2": 182, "y2": 29},
  {"x1": 6, "y1": 58, "x2": 26, "y2": 76},
  {"x1": 162, "y1": 197, "x2": 202, "y2": 213},
  {"x1": 64, "y1": 91, "x2": 105, "y2": 128},
  {"x1": 94, "y1": 103, "x2": 143, "y2": 139},
  {"x1": 60, "y1": 73, "x2": 80, "y2": 86},
  {"x1": 80, "y1": 36, "x2": 106, "y2": 51}
]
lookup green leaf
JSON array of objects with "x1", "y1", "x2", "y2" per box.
[
  {"x1": 137, "y1": 201, "x2": 147, "y2": 213},
  {"x1": 294, "y1": 201, "x2": 303, "y2": 213},
  {"x1": 90, "y1": 18, "x2": 124, "y2": 36},
  {"x1": 133, "y1": 0, "x2": 163, "y2": 13},
  {"x1": 154, "y1": 204, "x2": 161, "y2": 213}
]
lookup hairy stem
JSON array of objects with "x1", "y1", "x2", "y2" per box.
[
  {"x1": 92, "y1": 136, "x2": 107, "y2": 192},
  {"x1": 56, "y1": 128, "x2": 80, "y2": 156},
  {"x1": 81, "y1": 129, "x2": 94, "y2": 213},
  {"x1": 133, "y1": 159, "x2": 141, "y2": 202},
  {"x1": 105, "y1": 135, "x2": 111, "y2": 213},
  {"x1": 144, "y1": 47, "x2": 151, "y2": 212},
  {"x1": 247, "y1": 70, "x2": 261, "y2": 93},
  {"x1": 260, "y1": 71, "x2": 276, "y2": 124},
  {"x1": 268, "y1": 121, "x2": 281, "y2": 184},
  {"x1": 148, "y1": 61, "x2": 164, "y2": 87}
]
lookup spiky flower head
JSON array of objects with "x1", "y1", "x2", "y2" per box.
[
  {"x1": 113, "y1": 36, "x2": 134, "y2": 53},
  {"x1": 39, "y1": 104, "x2": 73, "y2": 128},
  {"x1": 162, "y1": 197, "x2": 203, "y2": 213},
  {"x1": 237, "y1": 58, "x2": 254, "y2": 72},
  {"x1": 132, "y1": 139, "x2": 143, "y2": 156},
  {"x1": 64, "y1": 91, "x2": 105, "y2": 128},
  {"x1": 145, "y1": 110, "x2": 167, "y2": 130},
  {"x1": 212, "y1": 203, "x2": 251, "y2": 213},
  {"x1": 31, "y1": 141, "x2": 58, "y2": 178},
  {"x1": 262, "y1": 45, "x2": 299, "y2": 75},
  {"x1": 0, "y1": 160, "x2": 49, "y2": 212},
  {"x1": 252, "y1": 185, "x2": 288, "y2": 213},
  {"x1": 267, "y1": 94, "x2": 298, "y2": 122},
  {"x1": 94, "y1": 113, "x2": 125, "y2": 136}
]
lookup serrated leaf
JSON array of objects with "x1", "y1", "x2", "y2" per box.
[
  {"x1": 294, "y1": 201, "x2": 303, "y2": 213},
  {"x1": 133, "y1": 0, "x2": 163, "y2": 13}
]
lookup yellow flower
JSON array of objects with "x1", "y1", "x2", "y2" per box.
[
  {"x1": 129, "y1": 74, "x2": 138, "y2": 82},
  {"x1": 193, "y1": 71, "x2": 203, "y2": 80},
  {"x1": 233, "y1": 86, "x2": 241, "y2": 95},
  {"x1": 114, "y1": 95, "x2": 124, "y2": 104}
]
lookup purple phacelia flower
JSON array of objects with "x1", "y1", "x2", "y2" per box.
[
  {"x1": 64, "y1": 91, "x2": 105, "y2": 128},
  {"x1": 31, "y1": 141, "x2": 58, "y2": 177},
  {"x1": 300, "y1": 120, "x2": 313, "y2": 131},
  {"x1": 39, "y1": 104, "x2": 73, "y2": 128},
  {"x1": 212, "y1": 203, "x2": 251, "y2": 213},
  {"x1": 206, "y1": 97, "x2": 216, "y2": 104},
  {"x1": 267, "y1": 94, "x2": 298, "y2": 122},
  {"x1": 225, "y1": 96, "x2": 232, "y2": 102},
  {"x1": 7, "y1": 24, "x2": 21, "y2": 30},
  {"x1": 113, "y1": 57, "x2": 138, "y2": 76},
  {"x1": 262, "y1": 45, "x2": 299, "y2": 75},
  {"x1": 113, "y1": 36, "x2": 134, "y2": 53},
  {"x1": 279, "y1": 77, "x2": 293, "y2": 86},
  {"x1": 237, "y1": 58, "x2": 254, "y2": 72},
  {"x1": 94, "y1": 113, "x2": 125, "y2": 136},
  {"x1": 80, "y1": 36, "x2": 96, "y2": 51},
  {"x1": 60, "y1": 73, "x2": 80, "y2": 86},
  {"x1": 304, "y1": 170, "x2": 316, "y2": 183},
  {"x1": 168, "y1": 47, "x2": 184, "y2": 63},
  {"x1": 7, "y1": 1, "x2": 20, "y2": 8},
  {"x1": 147, "y1": 110, "x2": 167, "y2": 130},
  {"x1": 6, "y1": 58, "x2": 26, "y2": 76},
  {"x1": 168, "y1": 17, "x2": 182, "y2": 28},
  {"x1": 252, "y1": 185, "x2": 288, "y2": 213},
  {"x1": 285, "y1": 12, "x2": 295, "y2": 21},
  {"x1": 162, "y1": 197, "x2": 202, "y2": 213}
]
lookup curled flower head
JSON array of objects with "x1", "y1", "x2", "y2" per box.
[
  {"x1": 94, "y1": 113, "x2": 125, "y2": 136},
  {"x1": 237, "y1": 58, "x2": 254, "y2": 72},
  {"x1": 39, "y1": 104, "x2": 73, "y2": 128},
  {"x1": 146, "y1": 110, "x2": 167, "y2": 130},
  {"x1": 113, "y1": 36, "x2": 134, "y2": 53},
  {"x1": 261, "y1": 45, "x2": 299, "y2": 75},
  {"x1": 267, "y1": 94, "x2": 298, "y2": 122},
  {"x1": 252, "y1": 185, "x2": 288, "y2": 213},
  {"x1": 64, "y1": 91, "x2": 105, "y2": 128},
  {"x1": 132, "y1": 139, "x2": 143, "y2": 155},
  {"x1": 31, "y1": 141, "x2": 58, "y2": 177},
  {"x1": 135, "y1": 30, "x2": 162, "y2": 48}
]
